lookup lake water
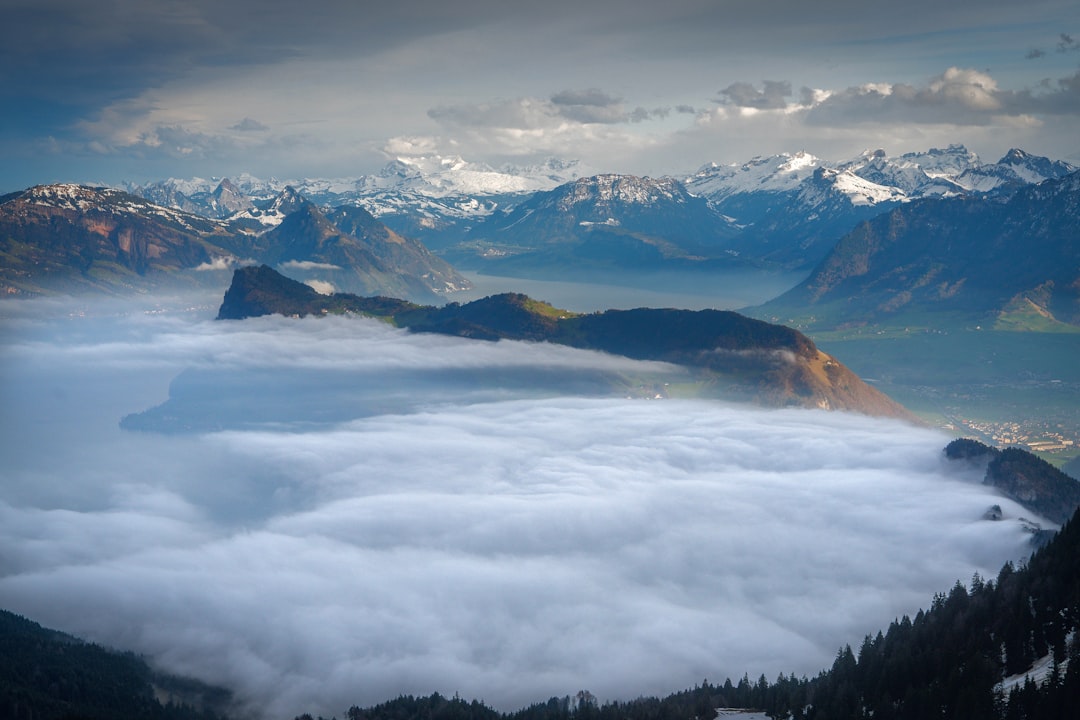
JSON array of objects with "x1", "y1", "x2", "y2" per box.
[{"x1": 448, "y1": 270, "x2": 807, "y2": 313}]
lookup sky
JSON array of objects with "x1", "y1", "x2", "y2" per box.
[
  {"x1": 0, "y1": 293, "x2": 1048, "y2": 719},
  {"x1": 2, "y1": 0, "x2": 1080, "y2": 191}
]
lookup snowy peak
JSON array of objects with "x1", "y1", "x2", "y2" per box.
[
  {"x1": 994, "y1": 148, "x2": 1078, "y2": 184},
  {"x1": 230, "y1": 186, "x2": 310, "y2": 228},
  {"x1": 556, "y1": 174, "x2": 690, "y2": 210},
  {"x1": 690, "y1": 144, "x2": 1071, "y2": 207},
  {"x1": 17, "y1": 183, "x2": 123, "y2": 211},
  {"x1": 210, "y1": 178, "x2": 254, "y2": 216},
  {"x1": 9, "y1": 184, "x2": 221, "y2": 234},
  {"x1": 686, "y1": 151, "x2": 825, "y2": 199},
  {"x1": 363, "y1": 154, "x2": 590, "y2": 198},
  {"x1": 838, "y1": 149, "x2": 965, "y2": 197},
  {"x1": 806, "y1": 168, "x2": 907, "y2": 207},
  {"x1": 896, "y1": 144, "x2": 981, "y2": 177},
  {"x1": 953, "y1": 149, "x2": 1079, "y2": 194}
]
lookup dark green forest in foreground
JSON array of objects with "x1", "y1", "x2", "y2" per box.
[{"x1": 0, "y1": 609, "x2": 230, "y2": 720}]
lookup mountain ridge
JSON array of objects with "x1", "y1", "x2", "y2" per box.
[
  {"x1": 0, "y1": 183, "x2": 470, "y2": 301},
  {"x1": 216, "y1": 264, "x2": 913, "y2": 419},
  {"x1": 753, "y1": 169, "x2": 1080, "y2": 329},
  {"x1": 126, "y1": 145, "x2": 1076, "y2": 273}
]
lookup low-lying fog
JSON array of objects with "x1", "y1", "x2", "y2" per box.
[{"x1": 0, "y1": 293, "x2": 1043, "y2": 719}]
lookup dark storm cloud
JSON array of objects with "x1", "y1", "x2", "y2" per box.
[
  {"x1": 550, "y1": 90, "x2": 671, "y2": 125},
  {"x1": 230, "y1": 117, "x2": 269, "y2": 132},
  {"x1": 797, "y1": 67, "x2": 1080, "y2": 128},
  {"x1": 0, "y1": 298, "x2": 1044, "y2": 720},
  {"x1": 719, "y1": 81, "x2": 793, "y2": 110},
  {"x1": 551, "y1": 88, "x2": 623, "y2": 108},
  {"x1": 428, "y1": 89, "x2": 672, "y2": 133},
  {"x1": 550, "y1": 89, "x2": 631, "y2": 124}
]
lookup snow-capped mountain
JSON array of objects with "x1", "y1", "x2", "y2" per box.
[
  {"x1": 125, "y1": 145, "x2": 1077, "y2": 274},
  {"x1": 953, "y1": 148, "x2": 1079, "y2": 194},
  {"x1": 684, "y1": 145, "x2": 1077, "y2": 267},
  {"x1": 688, "y1": 144, "x2": 1076, "y2": 208},
  {"x1": 836, "y1": 148, "x2": 968, "y2": 197},
  {"x1": 759, "y1": 168, "x2": 1080, "y2": 328},
  {"x1": 129, "y1": 156, "x2": 592, "y2": 247},
  {"x1": 685, "y1": 151, "x2": 827, "y2": 200},
  {"x1": 358, "y1": 155, "x2": 590, "y2": 198},
  {"x1": 229, "y1": 186, "x2": 308, "y2": 229},
  {"x1": 130, "y1": 156, "x2": 588, "y2": 218},
  {"x1": 11, "y1": 183, "x2": 227, "y2": 234}
]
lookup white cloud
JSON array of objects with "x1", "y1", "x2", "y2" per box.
[
  {"x1": 194, "y1": 256, "x2": 237, "y2": 271},
  {"x1": 0, "y1": 298, "x2": 1044, "y2": 719},
  {"x1": 305, "y1": 279, "x2": 336, "y2": 295},
  {"x1": 383, "y1": 135, "x2": 443, "y2": 156},
  {"x1": 280, "y1": 260, "x2": 343, "y2": 271}
]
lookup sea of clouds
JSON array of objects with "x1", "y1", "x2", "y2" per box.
[{"x1": 0, "y1": 294, "x2": 1044, "y2": 719}]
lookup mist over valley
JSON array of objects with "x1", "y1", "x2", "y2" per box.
[{"x1": 0, "y1": 291, "x2": 1058, "y2": 718}]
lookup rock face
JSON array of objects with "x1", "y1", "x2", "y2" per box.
[
  {"x1": 944, "y1": 438, "x2": 1080, "y2": 524},
  {"x1": 217, "y1": 265, "x2": 914, "y2": 420}
]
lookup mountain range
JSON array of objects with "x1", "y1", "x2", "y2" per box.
[
  {"x1": 127, "y1": 145, "x2": 1077, "y2": 274},
  {"x1": 755, "y1": 169, "x2": 1080, "y2": 330},
  {"x1": 5, "y1": 144, "x2": 1077, "y2": 345},
  {"x1": 0, "y1": 183, "x2": 469, "y2": 300},
  {"x1": 4, "y1": 144, "x2": 1074, "y2": 305}
]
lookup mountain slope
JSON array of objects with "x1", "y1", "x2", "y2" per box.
[
  {"x1": 0, "y1": 184, "x2": 238, "y2": 294},
  {"x1": 754, "y1": 170, "x2": 1080, "y2": 329},
  {"x1": 0, "y1": 608, "x2": 232, "y2": 720},
  {"x1": 0, "y1": 184, "x2": 470, "y2": 301},
  {"x1": 250, "y1": 201, "x2": 470, "y2": 298},
  {"x1": 944, "y1": 438, "x2": 1080, "y2": 525},
  {"x1": 216, "y1": 265, "x2": 912, "y2": 419}
]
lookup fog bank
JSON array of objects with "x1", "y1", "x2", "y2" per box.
[{"x1": 0, "y1": 297, "x2": 1042, "y2": 719}]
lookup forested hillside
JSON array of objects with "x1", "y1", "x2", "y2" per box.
[{"x1": 0, "y1": 609, "x2": 231, "y2": 720}]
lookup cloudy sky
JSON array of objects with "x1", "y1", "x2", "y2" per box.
[
  {"x1": 0, "y1": 295, "x2": 1047, "y2": 718},
  {"x1": 2, "y1": 0, "x2": 1079, "y2": 191}
]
